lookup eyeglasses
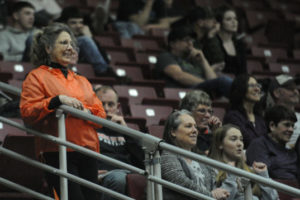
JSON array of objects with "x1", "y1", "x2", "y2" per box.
[
  {"x1": 248, "y1": 83, "x2": 262, "y2": 89},
  {"x1": 58, "y1": 40, "x2": 79, "y2": 52},
  {"x1": 196, "y1": 108, "x2": 213, "y2": 115}
]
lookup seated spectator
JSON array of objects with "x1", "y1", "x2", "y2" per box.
[
  {"x1": 183, "y1": 6, "x2": 225, "y2": 74},
  {"x1": 179, "y1": 90, "x2": 222, "y2": 154},
  {"x1": 266, "y1": 74, "x2": 300, "y2": 149},
  {"x1": 57, "y1": 6, "x2": 111, "y2": 76},
  {"x1": 155, "y1": 26, "x2": 232, "y2": 98},
  {"x1": 21, "y1": 0, "x2": 62, "y2": 20},
  {"x1": 209, "y1": 124, "x2": 279, "y2": 200},
  {"x1": 223, "y1": 74, "x2": 267, "y2": 148},
  {"x1": 161, "y1": 109, "x2": 229, "y2": 200},
  {"x1": 247, "y1": 105, "x2": 299, "y2": 180},
  {"x1": 0, "y1": 1, "x2": 35, "y2": 61},
  {"x1": 95, "y1": 86, "x2": 144, "y2": 200},
  {"x1": 115, "y1": 0, "x2": 183, "y2": 38},
  {"x1": 213, "y1": 5, "x2": 247, "y2": 75}
]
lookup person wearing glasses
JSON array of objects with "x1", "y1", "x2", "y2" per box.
[
  {"x1": 20, "y1": 23, "x2": 106, "y2": 200},
  {"x1": 223, "y1": 74, "x2": 267, "y2": 148},
  {"x1": 179, "y1": 90, "x2": 222, "y2": 154},
  {"x1": 266, "y1": 74, "x2": 300, "y2": 149},
  {"x1": 246, "y1": 105, "x2": 299, "y2": 181}
]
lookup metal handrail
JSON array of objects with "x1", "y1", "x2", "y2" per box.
[
  {"x1": 1, "y1": 81, "x2": 300, "y2": 199},
  {"x1": 0, "y1": 117, "x2": 213, "y2": 200},
  {"x1": 60, "y1": 105, "x2": 300, "y2": 197}
]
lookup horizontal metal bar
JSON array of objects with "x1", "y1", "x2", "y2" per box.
[
  {"x1": 0, "y1": 117, "x2": 145, "y2": 175},
  {"x1": 0, "y1": 146, "x2": 134, "y2": 200},
  {"x1": 59, "y1": 105, "x2": 163, "y2": 152},
  {"x1": 148, "y1": 176, "x2": 214, "y2": 200},
  {"x1": 159, "y1": 142, "x2": 300, "y2": 198},
  {"x1": 0, "y1": 81, "x2": 21, "y2": 96},
  {"x1": 1, "y1": 81, "x2": 299, "y2": 198},
  {"x1": 0, "y1": 177, "x2": 54, "y2": 200}
]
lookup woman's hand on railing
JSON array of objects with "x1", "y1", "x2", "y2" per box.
[
  {"x1": 211, "y1": 188, "x2": 230, "y2": 199},
  {"x1": 59, "y1": 95, "x2": 84, "y2": 110}
]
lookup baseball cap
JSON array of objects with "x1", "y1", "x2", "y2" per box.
[{"x1": 269, "y1": 74, "x2": 298, "y2": 92}]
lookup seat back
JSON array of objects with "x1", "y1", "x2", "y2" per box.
[
  {"x1": 0, "y1": 61, "x2": 34, "y2": 80},
  {"x1": 111, "y1": 65, "x2": 144, "y2": 81},
  {"x1": 0, "y1": 118, "x2": 26, "y2": 144},
  {"x1": 163, "y1": 88, "x2": 192, "y2": 100},
  {"x1": 0, "y1": 135, "x2": 45, "y2": 194},
  {"x1": 129, "y1": 104, "x2": 173, "y2": 126},
  {"x1": 126, "y1": 173, "x2": 146, "y2": 200},
  {"x1": 114, "y1": 85, "x2": 157, "y2": 104},
  {"x1": 148, "y1": 125, "x2": 164, "y2": 139}
]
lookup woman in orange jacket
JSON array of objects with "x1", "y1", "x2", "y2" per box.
[{"x1": 20, "y1": 23, "x2": 106, "y2": 200}]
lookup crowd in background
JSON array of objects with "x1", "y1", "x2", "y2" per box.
[{"x1": 0, "y1": 0, "x2": 300, "y2": 200}]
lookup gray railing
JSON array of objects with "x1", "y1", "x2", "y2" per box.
[{"x1": 0, "y1": 81, "x2": 300, "y2": 200}]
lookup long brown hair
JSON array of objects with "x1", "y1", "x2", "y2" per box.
[{"x1": 209, "y1": 124, "x2": 261, "y2": 195}]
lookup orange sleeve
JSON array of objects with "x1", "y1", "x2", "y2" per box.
[
  {"x1": 20, "y1": 72, "x2": 54, "y2": 125},
  {"x1": 82, "y1": 77, "x2": 106, "y2": 128}
]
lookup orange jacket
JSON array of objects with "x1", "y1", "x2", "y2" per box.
[{"x1": 20, "y1": 65, "x2": 106, "y2": 154}]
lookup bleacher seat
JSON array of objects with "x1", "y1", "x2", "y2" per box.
[
  {"x1": 135, "y1": 52, "x2": 159, "y2": 66},
  {"x1": 0, "y1": 61, "x2": 34, "y2": 80},
  {"x1": 105, "y1": 47, "x2": 136, "y2": 64},
  {"x1": 267, "y1": 62, "x2": 294, "y2": 74},
  {"x1": 114, "y1": 85, "x2": 158, "y2": 104},
  {"x1": 127, "y1": 123, "x2": 140, "y2": 131},
  {"x1": 0, "y1": 135, "x2": 46, "y2": 197},
  {"x1": 231, "y1": 0, "x2": 265, "y2": 10},
  {"x1": 147, "y1": 125, "x2": 164, "y2": 139},
  {"x1": 124, "y1": 116, "x2": 147, "y2": 132},
  {"x1": 111, "y1": 65, "x2": 144, "y2": 81},
  {"x1": 0, "y1": 118, "x2": 26, "y2": 144},
  {"x1": 245, "y1": 10, "x2": 279, "y2": 30},
  {"x1": 126, "y1": 173, "x2": 146, "y2": 200},
  {"x1": 251, "y1": 46, "x2": 288, "y2": 62},
  {"x1": 163, "y1": 88, "x2": 192, "y2": 100},
  {"x1": 94, "y1": 34, "x2": 120, "y2": 48},
  {"x1": 129, "y1": 104, "x2": 173, "y2": 127},
  {"x1": 71, "y1": 63, "x2": 117, "y2": 85},
  {"x1": 246, "y1": 60, "x2": 265, "y2": 75},
  {"x1": 142, "y1": 98, "x2": 179, "y2": 109}
]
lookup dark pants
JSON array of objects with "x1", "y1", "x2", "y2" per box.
[
  {"x1": 43, "y1": 151, "x2": 100, "y2": 200},
  {"x1": 193, "y1": 76, "x2": 233, "y2": 98}
]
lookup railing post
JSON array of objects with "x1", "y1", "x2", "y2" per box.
[
  {"x1": 56, "y1": 109, "x2": 68, "y2": 200},
  {"x1": 145, "y1": 152, "x2": 155, "y2": 200},
  {"x1": 153, "y1": 151, "x2": 163, "y2": 200}
]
